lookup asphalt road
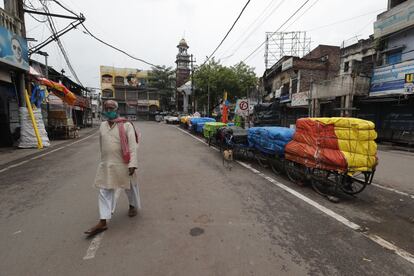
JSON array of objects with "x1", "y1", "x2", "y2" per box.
[{"x1": 0, "y1": 121, "x2": 413, "y2": 275}]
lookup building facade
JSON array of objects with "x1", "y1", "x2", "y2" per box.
[
  {"x1": 358, "y1": 0, "x2": 414, "y2": 144},
  {"x1": 262, "y1": 45, "x2": 340, "y2": 126},
  {"x1": 311, "y1": 37, "x2": 376, "y2": 117},
  {"x1": 100, "y1": 66, "x2": 160, "y2": 119},
  {"x1": 0, "y1": 0, "x2": 28, "y2": 146}
]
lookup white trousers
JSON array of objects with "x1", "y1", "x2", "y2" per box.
[{"x1": 98, "y1": 182, "x2": 141, "y2": 220}]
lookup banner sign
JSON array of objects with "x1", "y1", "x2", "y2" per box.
[
  {"x1": 282, "y1": 57, "x2": 293, "y2": 71},
  {"x1": 374, "y1": 1, "x2": 414, "y2": 38},
  {"x1": 291, "y1": 91, "x2": 308, "y2": 107},
  {"x1": 0, "y1": 26, "x2": 29, "y2": 71},
  {"x1": 404, "y1": 73, "x2": 414, "y2": 93},
  {"x1": 370, "y1": 60, "x2": 414, "y2": 96}
]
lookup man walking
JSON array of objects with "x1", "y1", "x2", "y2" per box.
[{"x1": 85, "y1": 100, "x2": 141, "y2": 236}]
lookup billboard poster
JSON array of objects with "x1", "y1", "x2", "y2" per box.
[
  {"x1": 370, "y1": 60, "x2": 414, "y2": 96},
  {"x1": 0, "y1": 26, "x2": 29, "y2": 71}
]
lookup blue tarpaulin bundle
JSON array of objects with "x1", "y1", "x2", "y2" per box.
[
  {"x1": 190, "y1": 117, "x2": 216, "y2": 131},
  {"x1": 196, "y1": 122, "x2": 208, "y2": 133},
  {"x1": 248, "y1": 127, "x2": 295, "y2": 156}
]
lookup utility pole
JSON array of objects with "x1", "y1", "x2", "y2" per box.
[
  {"x1": 308, "y1": 74, "x2": 313, "y2": 117},
  {"x1": 207, "y1": 81, "x2": 210, "y2": 117},
  {"x1": 190, "y1": 54, "x2": 196, "y2": 113},
  {"x1": 247, "y1": 87, "x2": 250, "y2": 128}
]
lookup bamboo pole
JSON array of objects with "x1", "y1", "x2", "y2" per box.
[{"x1": 24, "y1": 89, "x2": 43, "y2": 149}]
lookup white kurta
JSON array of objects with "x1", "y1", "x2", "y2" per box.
[{"x1": 94, "y1": 121, "x2": 138, "y2": 189}]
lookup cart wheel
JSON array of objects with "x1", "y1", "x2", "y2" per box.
[
  {"x1": 340, "y1": 175, "x2": 367, "y2": 195},
  {"x1": 269, "y1": 158, "x2": 283, "y2": 175},
  {"x1": 311, "y1": 169, "x2": 344, "y2": 200},
  {"x1": 255, "y1": 152, "x2": 268, "y2": 168},
  {"x1": 285, "y1": 161, "x2": 306, "y2": 186}
]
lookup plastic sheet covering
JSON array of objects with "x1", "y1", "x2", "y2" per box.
[
  {"x1": 196, "y1": 122, "x2": 207, "y2": 133},
  {"x1": 218, "y1": 126, "x2": 248, "y2": 145},
  {"x1": 18, "y1": 107, "x2": 50, "y2": 148},
  {"x1": 203, "y1": 122, "x2": 227, "y2": 138},
  {"x1": 190, "y1": 117, "x2": 215, "y2": 131},
  {"x1": 285, "y1": 117, "x2": 377, "y2": 173},
  {"x1": 248, "y1": 127, "x2": 294, "y2": 156},
  {"x1": 180, "y1": 116, "x2": 192, "y2": 124}
]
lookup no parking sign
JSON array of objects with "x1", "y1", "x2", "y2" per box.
[{"x1": 235, "y1": 99, "x2": 250, "y2": 116}]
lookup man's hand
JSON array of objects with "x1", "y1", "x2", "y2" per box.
[{"x1": 129, "y1": 167, "x2": 136, "y2": 176}]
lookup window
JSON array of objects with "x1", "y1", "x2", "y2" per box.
[
  {"x1": 115, "y1": 89, "x2": 125, "y2": 100},
  {"x1": 115, "y1": 76, "x2": 125, "y2": 85},
  {"x1": 102, "y1": 89, "x2": 113, "y2": 98},
  {"x1": 390, "y1": 0, "x2": 406, "y2": 9},
  {"x1": 138, "y1": 92, "x2": 147, "y2": 100},
  {"x1": 291, "y1": 78, "x2": 298, "y2": 94},
  {"x1": 101, "y1": 74, "x2": 113, "y2": 84},
  {"x1": 281, "y1": 82, "x2": 290, "y2": 97},
  {"x1": 149, "y1": 92, "x2": 158, "y2": 100},
  {"x1": 344, "y1": 62, "x2": 349, "y2": 72},
  {"x1": 126, "y1": 91, "x2": 138, "y2": 100},
  {"x1": 387, "y1": 51, "x2": 402, "y2": 65}
]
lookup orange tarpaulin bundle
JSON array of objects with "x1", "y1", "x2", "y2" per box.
[
  {"x1": 285, "y1": 118, "x2": 378, "y2": 173},
  {"x1": 37, "y1": 77, "x2": 77, "y2": 106}
]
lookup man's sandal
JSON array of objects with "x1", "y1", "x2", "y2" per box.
[
  {"x1": 128, "y1": 207, "x2": 137, "y2": 217},
  {"x1": 84, "y1": 225, "x2": 108, "y2": 236}
]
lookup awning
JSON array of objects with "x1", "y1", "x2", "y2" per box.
[{"x1": 36, "y1": 77, "x2": 88, "y2": 108}]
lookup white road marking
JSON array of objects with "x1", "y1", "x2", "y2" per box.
[
  {"x1": 83, "y1": 232, "x2": 105, "y2": 260},
  {"x1": 236, "y1": 160, "x2": 362, "y2": 231},
  {"x1": 371, "y1": 183, "x2": 414, "y2": 200},
  {"x1": 0, "y1": 132, "x2": 97, "y2": 174},
  {"x1": 12, "y1": 230, "x2": 22, "y2": 235},
  {"x1": 366, "y1": 234, "x2": 414, "y2": 264},
  {"x1": 173, "y1": 125, "x2": 414, "y2": 265}
]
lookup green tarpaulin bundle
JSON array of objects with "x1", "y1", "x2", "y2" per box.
[{"x1": 203, "y1": 122, "x2": 227, "y2": 138}]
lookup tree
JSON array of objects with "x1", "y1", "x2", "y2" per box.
[
  {"x1": 148, "y1": 65, "x2": 175, "y2": 89},
  {"x1": 148, "y1": 66, "x2": 176, "y2": 111},
  {"x1": 194, "y1": 59, "x2": 257, "y2": 114}
]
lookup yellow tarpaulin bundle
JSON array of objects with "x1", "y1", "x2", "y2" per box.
[
  {"x1": 311, "y1": 117, "x2": 378, "y2": 172},
  {"x1": 180, "y1": 116, "x2": 192, "y2": 124}
]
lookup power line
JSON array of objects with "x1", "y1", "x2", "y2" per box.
[
  {"x1": 40, "y1": 0, "x2": 83, "y2": 86},
  {"x1": 51, "y1": 0, "x2": 78, "y2": 16},
  {"x1": 243, "y1": 0, "x2": 311, "y2": 62},
  {"x1": 81, "y1": 23, "x2": 162, "y2": 69},
  {"x1": 202, "y1": 0, "x2": 251, "y2": 66},
  {"x1": 306, "y1": 9, "x2": 384, "y2": 32},
  {"x1": 38, "y1": 0, "x2": 161, "y2": 69},
  {"x1": 221, "y1": 0, "x2": 286, "y2": 62},
  {"x1": 219, "y1": 0, "x2": 278, "y2": 58},
  {"x1": 283, "y1": 0, "x2": 320, "y2": 31}
]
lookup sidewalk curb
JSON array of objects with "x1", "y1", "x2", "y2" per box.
[{"x1": 0, "y1": 128, "x2": 98, "y2": 171}]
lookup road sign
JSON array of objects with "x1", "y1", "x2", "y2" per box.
[
  {"x1": 235, "y1": 99, "x2": 251, "y2": 116},
  {"x1": 239, "y1": 100, "x2": 248, "y2": 111}
]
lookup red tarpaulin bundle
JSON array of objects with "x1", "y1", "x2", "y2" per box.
[{"x1": 285, "y1": 118, "x2": 378, "y2": 173}]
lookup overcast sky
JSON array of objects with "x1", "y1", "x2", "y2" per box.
[{"x1": 26, "y1": 0, "x2": 388, "y2": 89}]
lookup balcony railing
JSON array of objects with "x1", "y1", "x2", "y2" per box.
[{"x1": 0, "y1": 8, "x2": 23, "y2": 36}]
